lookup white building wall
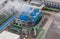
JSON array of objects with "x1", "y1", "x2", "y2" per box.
[{"x1": 31, "y1": 0, "x2": 45, "y2": 5}]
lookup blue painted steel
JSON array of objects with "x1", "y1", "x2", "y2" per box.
[
  {"x1": 20, "y1": 7, "x2": 43, "y2": 25},
  {"x1": 30, "y1": 9, "x2": 42, "y2": 24},
  {"x1": 0, "y1": 15, "x2": 16, "y2": 31},
  {"x1": 20, "y1": 14, "x2": 29, "y2": 21},
  {"x1": 33, "y1": 8, "x2": 39, "y2": 13}
]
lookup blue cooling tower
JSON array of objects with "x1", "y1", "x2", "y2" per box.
[{"x1": 20, "y1": 7, "x2": 43, "y2": 25}]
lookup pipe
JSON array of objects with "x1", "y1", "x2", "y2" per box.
[
  {"x1": 0, "y1": 15, "x2": 16, "y2": 31},
  {"x1": 0, "y1": 13, "x2": 14, "y2": 24}
]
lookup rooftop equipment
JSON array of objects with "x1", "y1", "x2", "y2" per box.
[{"x1": 20, "y1": 6, "x2": 43, "y2": 25}]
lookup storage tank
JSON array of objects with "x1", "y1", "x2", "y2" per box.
[{"x1": 20, "y1": 6, "x2": 43, "y2": 25}]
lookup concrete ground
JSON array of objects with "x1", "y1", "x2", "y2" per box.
[{"x1": 46, "y1": 13, "x2": 60, "y2": 39}]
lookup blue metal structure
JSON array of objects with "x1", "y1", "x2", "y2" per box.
[
  {"x1": 0, "y1": 15, "x2": 16, "y2": 31},
  {"x1": 20, "y1": 6, "x2": 43, "y2": 25}
]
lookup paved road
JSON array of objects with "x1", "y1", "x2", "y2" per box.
[{"x1": 46, "y1": 13, "x2": 60, "y2": 39}]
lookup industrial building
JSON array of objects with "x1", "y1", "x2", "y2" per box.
[
  {"x1": 45, "y1": 0, "x2": 60, "y2": 8},
  {"x1": 0, "y1": 0, "x2": 60, "y2": 39},
  {"x1": 30, "y1": 0, "x2": 60, "y2": 9}
]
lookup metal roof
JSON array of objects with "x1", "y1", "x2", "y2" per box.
[{"x1": 46, "y1": 0, "x2": 60, "y2": 2}]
